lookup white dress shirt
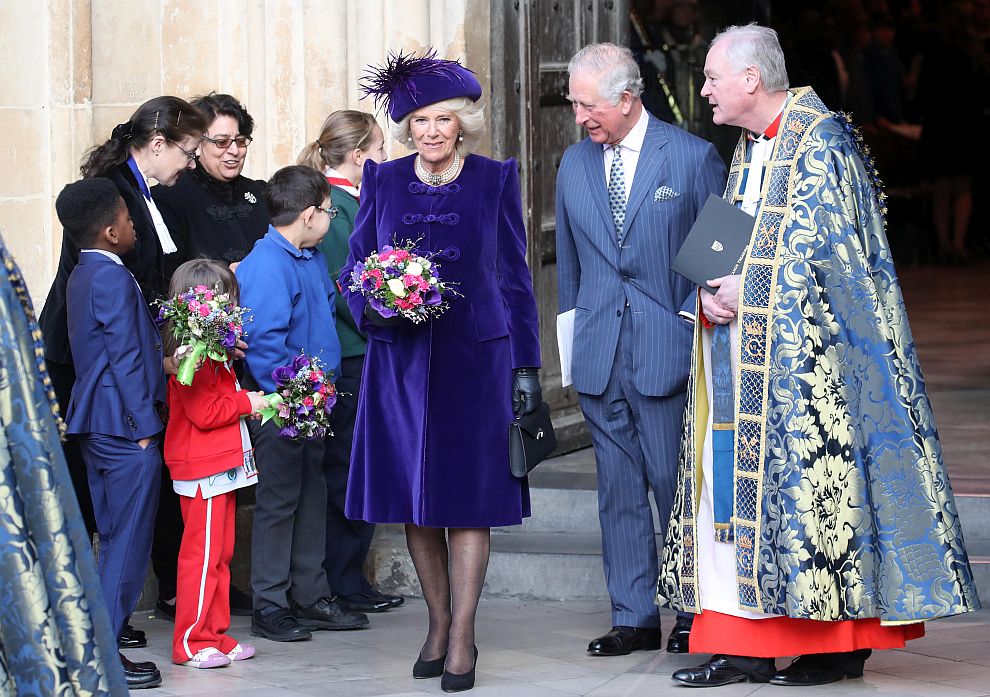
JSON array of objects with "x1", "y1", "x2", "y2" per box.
[{"x1": 603, "y1": 107, "x2": 650, "y2": 201}]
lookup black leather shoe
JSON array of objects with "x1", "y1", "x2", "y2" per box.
[
  {"x1": 770, "y1": 655, "x2": 863, "y2": 686},
  {"x1": 587, "y1": 626, "x2": 662, "y2": 656},
  {"x1": 441, "y1": 646, "x2": 478, "y2": 692},
  {"x1": 155, "y1": 596, "x2": 176, "y2": 621},
  {"x1": 120, "y1": 653, "x2": 162, "y2": 689},
  {"x1": 292, "y1": 597, "x2": 369, "y2": 630},
  {"x1": 666, "y1": 616, "x2": 691, "y2": 654},
  {"x1": 672, "y1": 655, "x2": 773, "y2": 687},
  {"x1": 338, "y1": 590, "x2": 400, "y2": 613},
  {"x1": 413, "y1": 652, "x2": 447, "y2": 679},
  {"x1": 371, "y1": 589, "x2": 404, "y2": 608},
  {"x1": 118, "y1": 623, "x2": 147, "y2": 649},
  {"x1": 229, "y1": 584, "x2": 253, "y2": 617},
  {"x1": 251, "y1": 607, "x2": 313, "y2": 642}
]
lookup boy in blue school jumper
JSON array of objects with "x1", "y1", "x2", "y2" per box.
[
  {"x1": 60, "y1": 178, "x2": 166, "y2": 690},
  {"x1": 236, "y1": 165, "x2": 367, "y2": 642}
]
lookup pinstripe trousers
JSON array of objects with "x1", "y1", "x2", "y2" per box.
[{"x1": 578, "y1": 311, "x2": 686, "y2": 628}]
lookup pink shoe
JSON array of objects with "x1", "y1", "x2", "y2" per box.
[
  {"x1": 226, "y1": 643, "x2": 256, "y2": 661},
  {"x1": 181, "y1": 647, "x2": 231, "y2": 669}
]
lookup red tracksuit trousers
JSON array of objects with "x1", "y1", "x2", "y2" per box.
[{"x1": 172, "y1": 489, "x2": 239, "y2": 663}]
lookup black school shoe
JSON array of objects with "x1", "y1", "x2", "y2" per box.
[
  {"x1": 291, "y1": 597, "x2": 369, "y2": 630},
  {"x1": 251, "y1": 607, "x2": 313, "y2": 642},
  {"x1": 338, "y1": 589, "x2": 404, "y2": 613},
  {"x1": 118, "y1": 623, "x2": 147, "y2": 649},
  {"x1": 120, "y1": 652, "x2": 162, "y2": 690}
]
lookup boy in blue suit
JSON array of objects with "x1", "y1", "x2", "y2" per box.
[{"x1": 60, "y1": 178, "x2": 166, "y2": 690}]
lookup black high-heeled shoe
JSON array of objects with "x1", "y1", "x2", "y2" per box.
[
  {"x1": 441, "y1": 646, "x2": 478, "y2": 693},
  {"x1": 413, "y1": 652, "x2": 446, "y2": 679}
]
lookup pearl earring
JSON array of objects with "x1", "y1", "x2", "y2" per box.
[
  {"x1": 458, "y1": 130, "x2": 464, "y2": 142},
  {"x1": 407, "y1": 135, "x2": 413, "y2": 142}
]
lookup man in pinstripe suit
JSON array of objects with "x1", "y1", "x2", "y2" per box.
[{"x1": 556, "y1": 43, "x2": 725, "y2": 656}]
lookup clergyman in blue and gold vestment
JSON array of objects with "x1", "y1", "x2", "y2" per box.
[{"x1": 658, "y1": 24, "x2": 981, "y2": 688}]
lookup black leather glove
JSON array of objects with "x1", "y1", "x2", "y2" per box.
[
  {"x1": 511, "y1": 367, "x2": 542, "y2": 416},
  {"x1": 364, "y1": 303, "x2": 403, "y2": 327}
]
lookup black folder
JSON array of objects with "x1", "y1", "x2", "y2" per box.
[{"x1": 672, "y1": 194, "x2": 755, "y2": 294}]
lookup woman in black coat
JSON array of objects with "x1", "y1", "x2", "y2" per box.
[
  {"x1": 38, "y1": 94, "x2": 206, "y2": 675},
  {"x1": 152, "y1": 93, "x2": 269, "y2": 283}
]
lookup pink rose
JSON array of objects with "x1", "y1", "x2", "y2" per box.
[
  {"x1": 194, "y1": 285, "x2": 209, "y2": 293},
  {"x1": 303, "y1": 396, "x2": 314, "y2": 407},
  {"x1": 198, "y1": 305, "x2": 210, "y2": 317}
]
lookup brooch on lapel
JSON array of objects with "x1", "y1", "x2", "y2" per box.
[
  {"x1": 244, "y1": 192, "x2": 257, "y2": 204},
  {"x1": 654, "y1": 185, "x2": 679, "y2": 201}
]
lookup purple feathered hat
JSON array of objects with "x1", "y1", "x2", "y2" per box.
[{"x1": 359, "y1": 49, "x2": 482, "y2": 122}]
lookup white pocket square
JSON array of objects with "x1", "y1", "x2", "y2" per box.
[{"x1": 654, "y1": 186, "x2": 679, "y2": 201}]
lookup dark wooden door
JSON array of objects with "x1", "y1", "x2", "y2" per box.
[{"x1": 490, "y1": 0, "x2": 629, "y2": 451}]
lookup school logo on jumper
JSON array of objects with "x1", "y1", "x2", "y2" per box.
[{"x1": 711, "y1": 241, "x2": 724, "y2": 252}]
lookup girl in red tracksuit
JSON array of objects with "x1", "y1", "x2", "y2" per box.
[{"x1": 164, "y1": 259, "x2": 268, "y2": 669}]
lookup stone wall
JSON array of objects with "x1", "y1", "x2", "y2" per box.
[{"x1": 0, "y1": 0, "x2": 491, "y2": 307}]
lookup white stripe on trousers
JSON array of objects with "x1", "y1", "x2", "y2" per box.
[{"x1": 181, "y1": 494, "x2": 213, "y2": 659}]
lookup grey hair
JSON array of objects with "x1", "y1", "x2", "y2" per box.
[
  {"x1": 710, "y1": 24, "x2": 789, "y2": 92},
  {"x1": 567, "y1": 43, "x2": 644, "y2": 103},
  {"x1": 389, "y1": 97, "x2": 486, "y2": 155}
]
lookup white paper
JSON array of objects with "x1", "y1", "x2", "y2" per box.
[{"x1": 556, "y1": 309, "x2": 576, "y2": 388}]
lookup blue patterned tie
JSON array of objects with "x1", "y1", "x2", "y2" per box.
[{"x1": 608, "y1": 145, "x2": 626, "y2": 241}]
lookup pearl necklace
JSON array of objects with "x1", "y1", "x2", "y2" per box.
[{"x1": 415, "y1": 151, "x2": 462, "y2": 186}]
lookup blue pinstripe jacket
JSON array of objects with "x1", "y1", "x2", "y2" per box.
[{"x1": 556, "y1": 113, "x2": 726, "y2": 397}]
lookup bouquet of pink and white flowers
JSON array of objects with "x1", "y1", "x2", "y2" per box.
[
  {"x1": 155, "y1": 284, "x2": 249, "y2": 386},
  {"x1": 348, "y1": 240, "x2": 457, "y2": 323},
  {"x1": 258, "y1": 353, "x2": 337, "y2": 440}
]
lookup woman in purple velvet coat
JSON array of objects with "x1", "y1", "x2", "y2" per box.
[{"x1": 341, "y1": 52, "x2": 543, "y2": 692}]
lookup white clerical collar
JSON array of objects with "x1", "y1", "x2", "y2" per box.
[
  {"x1": 130, "y1": 159, "x2": 178, "y2": 254},
  {"x1": 81, "y1": 249, "x2": 124, "y2": 265},
  {"x1": 607, "y1": 106, "x2": 649, "y2": 155}
]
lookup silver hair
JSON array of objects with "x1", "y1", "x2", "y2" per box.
[
  {"x1": 567, "y1": 43, "x2": 644, "y2": 103},
  {"x1": 710, "y1": 24, "x2": 789, "y2": 92},
  {"x1": 389, "y1": 97, "x2": 486, "y2": 155}
]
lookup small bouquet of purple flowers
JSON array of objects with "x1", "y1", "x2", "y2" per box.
[
  {"x1": 155, "y1": 284, "x2": 249, "y2": 386},
  {"x1": 348, "y1": 239, "x2": 458, "y2": 323},
  {"x1": 258, "y1": 353, "x2": 337, "y2": 440}
]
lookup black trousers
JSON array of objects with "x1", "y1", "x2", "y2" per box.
[
  {"x1": 322, "y1": 355, "x2": 375, "y2": 597},
  {"x1": 47, "y1": 360, "x2": 97, "y2": 536},
  {"x1": 250, "y1": 418, "x2": 332, "y2": 611},
  {"x1": 151, "y1": 457, "x2": 181, "y2": 601}
]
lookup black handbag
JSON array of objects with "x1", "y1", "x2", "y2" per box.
[{"x1": 508, "y1": 401, "x2": 557, "y2": 478}]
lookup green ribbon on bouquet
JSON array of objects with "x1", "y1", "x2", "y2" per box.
[
  {"x1": 175, "y1": 341, "x2": 230, "y2": 386},
  {"x1": 256, "y1": 393, "x2": 284, "y2": 425}
]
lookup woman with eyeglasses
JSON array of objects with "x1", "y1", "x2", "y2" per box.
[
  {"x1": 38, "y1": 94, "x2": 207, "y2": 690},
  {"x1": 150, "y1": 93, "x2": 267, "y2": 624},
  {"x1": 153, "y1": 93, "x2": 270, "y2": 283}
]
